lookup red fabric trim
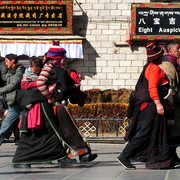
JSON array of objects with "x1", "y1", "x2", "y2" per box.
[
  {"x1": 53, "y1": 106, "x2": 56, "y2": 115},
  {"x1": 27, "y1": 103, "x2": 43, "y2": 129},
  {"x1": 140, "y1": 102, "x2": 148, "y2": 111}
]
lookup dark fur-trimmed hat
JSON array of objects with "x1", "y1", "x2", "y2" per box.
[{"x1": 145, "y1": 42, "x2": 164, "y2": 61}]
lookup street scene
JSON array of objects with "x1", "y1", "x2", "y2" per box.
[
  {"x1": 1, "y1": 0, "x2": 180, "y2": 179},
  {"x1": 0, "y1": 142, "x2": 180, "y2": 180}
]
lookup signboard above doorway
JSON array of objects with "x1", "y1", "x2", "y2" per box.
[
  {"x1": 131, "y1": 3, "x2": 180, "y2": 41},
  {"x1": 0, "y1": 0, "x2": 73, "y2": 35}
]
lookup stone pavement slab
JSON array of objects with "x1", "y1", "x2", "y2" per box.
[{"x1": 0, "y1": 143, "x2": 180, "y2": 180}]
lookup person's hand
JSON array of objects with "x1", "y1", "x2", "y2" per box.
[
  {"x1": 156, "y1": 103, "x2": 164, "y2": 115},
  {"x1": 3, "y1": 109, "x2": 8, "y2": 117},
  {"x1": 154, "y1": 100, "x2": 164, "y2": 115},
  {"x1": 48, "y1": 97, "x2": 55, "y2": 104}
]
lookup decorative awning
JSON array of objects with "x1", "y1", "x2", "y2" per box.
[{"x1": 0, "y1": 38, "x2": 84, "y2": 59}]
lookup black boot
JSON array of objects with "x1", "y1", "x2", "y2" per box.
[
  {"x1": 79, "y1": 153, "x2": 97, "y2": 163},
  {"x1": 58, "y1": 157, "x2": 77, "y2": 168},
  {"x1": 117, "y1": 154, "x2": 136, "y2": 170}
]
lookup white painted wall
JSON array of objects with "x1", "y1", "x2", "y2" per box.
[{"x1": 72, "y1": 0, "x2": 151, "y2": 90}]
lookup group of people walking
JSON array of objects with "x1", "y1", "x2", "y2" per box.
[
  {"x1": 0, "y1": 40, "x2": 180, "y2": 170},
  {"x1": 0, "y1": 41, "x2": 97, "y2": 168},
  {"x1": 118, "y1": 40, "x2": 180, "y2": 170}
]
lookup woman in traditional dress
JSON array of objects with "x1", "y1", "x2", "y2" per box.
[
  {"x1": 45, "y1": 41, "x2": 97, "y2": 162},
  {"x1": 12, "y1": 56, "x2": 77, "y2": 168},
  {"x1": 117, "y1": 42, "x2": 176, "y2": 170},
  {"x1": 13, "y1": 42, "x2": 97, "y2": 168}
]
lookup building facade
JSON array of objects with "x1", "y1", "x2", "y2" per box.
[
  {"x1": 72, "y1": 0, "x2": 177, "y2": 91},
  {"x1": 0, "y1": 0, "x2": 177, "y2": 91}
]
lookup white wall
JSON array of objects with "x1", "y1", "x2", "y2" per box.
[{"x1": 72, "y1": 0, "x2": 151, "y2": 90}]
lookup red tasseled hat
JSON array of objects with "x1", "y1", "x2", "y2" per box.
[{"x1": 46, "y1": 41, "x2": 66, "y2": 59}]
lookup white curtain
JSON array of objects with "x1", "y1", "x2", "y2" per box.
[{"x1": 0, "y1": 40, "x2": 83, "y2": 59}]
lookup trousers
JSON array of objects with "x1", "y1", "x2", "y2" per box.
[{"x1": 0, "y1": 102, "x2": 22, "y2": 145}]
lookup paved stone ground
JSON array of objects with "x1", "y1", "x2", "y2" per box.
[{"x1": 0, "y1": 142, "x2": 180, "y2": 180}]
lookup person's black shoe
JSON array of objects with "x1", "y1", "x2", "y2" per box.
[
  {"x1": 58, "y1": 157, "x2": 77, "y2": 168},
  {"x1": 117, "y1": 155, "x2": 136, "y2": 170},
  {"x1": 79, "y1": 153, "x2": 98, "y2": 163},
  {"x1": 12, "y1": 164, "x2": 31, "y2": 168}
]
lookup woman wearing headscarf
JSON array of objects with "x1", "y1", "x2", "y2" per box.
[{"x1": 117, "y1": 42, "x2": 176, "y2": 170}]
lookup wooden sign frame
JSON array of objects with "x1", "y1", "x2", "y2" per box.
[
  {"x1": 131, "y1": 3, "x2": 180, "y2": 41},
  {"x1": 0, "y1": 0, "x2": 73, "y2": 35}
]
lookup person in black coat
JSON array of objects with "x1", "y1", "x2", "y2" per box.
[
  {"x1": 54, "y1": 62, "x2": 86, "y2": 107},
  {"x1": 53, "y1": 54, "x2": 97, "y2": 163}
]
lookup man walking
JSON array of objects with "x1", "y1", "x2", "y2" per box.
[
  {"x1": 161, "y1": 40, "x2": 180, "y2": 164},
  {"x1": 0, "y1": 54, "x2": 25, "y2": 145}
]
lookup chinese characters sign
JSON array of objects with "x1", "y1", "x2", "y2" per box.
[
  {"x1": 131, "y1": 3, "x2": 180, "y2": 41},
  {"x1": 0, "y1": 0, "x2": 73, "y2": 34}
]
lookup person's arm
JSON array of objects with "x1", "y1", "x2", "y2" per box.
[
  {"x1": 154, "y1": 99, "x2": 164, "y2": 115},
  {"x1": 146, "y1": 64, "x2": 165, "y2": 115},
  {"x1": 1, "y1": 63, "x2": 9, "y2": 81},
  {"x1": 0, "y1": 65, "x2": 25, "y2": 95},
  {"x1": 36, "y1": 62, "x2": 54, "y2": 101}
]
